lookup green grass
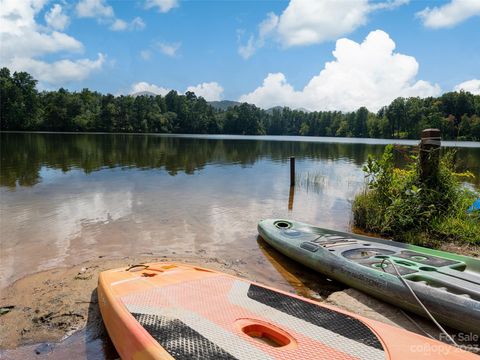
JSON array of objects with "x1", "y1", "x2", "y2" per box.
[{"x1": 352, "y1": 145, "x2": 479, "y2": 246}]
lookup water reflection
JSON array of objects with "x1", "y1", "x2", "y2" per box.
[
  {"x1": 1, "y1": 132, "x2": 479, "y2": 289},
  {"x1": 257, "y1": 237, "x2": 345, "y2": 300},
  {"x1": 1, "y1": 133, "x2": 478, "y2": 189},
  {"x1": 288, "y1": 186, "x2": 295, "y2": 211}
]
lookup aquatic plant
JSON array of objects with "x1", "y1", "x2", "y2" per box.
[{"x1": 295, "y1": 171, "x2": 327, "y2": 193}]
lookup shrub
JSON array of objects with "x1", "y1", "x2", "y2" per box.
[{"x1": 352, "y1": 145, "x2": 479, "y2": 245}]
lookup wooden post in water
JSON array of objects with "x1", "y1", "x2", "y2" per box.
[
  {"x1": 290, "y1": 156, "x2": 295, "y2": 187},
  {"x1": 419, "y1": 128, "x2": 441, "y2": 184},
  {"x1": 288, "y1": 186, "x2": 295, "y2": 211}
]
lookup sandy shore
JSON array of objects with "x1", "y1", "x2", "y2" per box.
[
  {"x1": 1, "y1": 254, "x2": 478, "y2": 358},
  {"x1": 0, "y1": 255, "x2": 247, "y2": 350}
]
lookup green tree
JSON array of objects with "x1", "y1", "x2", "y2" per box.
[
  {"x1": 386, "y1": 97, "x2": 406, "y2": 138},
  {"x1": 1, "y1": 68, "x2": 480, "y2": 140},
  {"x1": 299, "y1": 122, "x2": 310, "y2": 136},
  {"x1": 0, "y1": 68, "x2": 40, "y2": 130}
]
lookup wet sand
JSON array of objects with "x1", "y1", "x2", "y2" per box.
[
  {"x1": 3, "y1": 246, "x2": 478, "y2": 359},
  {"x1": 0, "y1": 255, "x2": 246, "y2": 351}
]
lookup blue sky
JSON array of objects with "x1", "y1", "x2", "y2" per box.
[{"x1": 1, "y1": 0, "x2": 479, "y2": 111}]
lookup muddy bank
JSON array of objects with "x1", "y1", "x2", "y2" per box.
[{"x1": 1, "y1": 254, "x2": 478, "y2": 359}]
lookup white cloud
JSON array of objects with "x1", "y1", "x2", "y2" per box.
[
  {"x1": 140, "y1": 39, "x2": 180, "y2": 59},
  {"x1": 109, "y1": 18, "x2": 127, "y2": 31},
  {"x1": 76, "y1": 0, "x2": 114, "y2": 18},
  {"x1": 454, "y1": 79, "x2": 480, "y2": 95},
  {"x1": 1, "y1": 28, "x2": 83, "y2": 59},
  {"x1": 186, "y1": 82, "x2": 224, "y2": 101},
  {"x1": 276, "y1": 0, "x2": 370, "y2": 47},
  {"x1": 145, "y1": 0, "x2": 179, "y2": 13},
  {"x1": 240, "y1": 73, "x2": 301, "y2": 108},
  {"x1": 370, "y1": 0, "x2": 409, "y2": 11},
  {"x1": 416, "y1": 0, "x2": 480, "y2": 28},
  {"x1": 76, "y1": 0, "x2": 145, "y2": 32},
  {"x1": 238, "y1": 36, "x2": 256, "y2": 60},
  {"x1": 238, "y1": 12, "x2": 278, "y2": 59},
  {"x1": 239, "y1": 30, "x2": 440, "y2": 112},
  {"x1": 45, "y1": 4, "x2": 69, "y2": 30},
  {"x1": 15, "y1": 54, "x2": 106, "y2": 85},
  {"x1": 238, "y1": 0, "x2": 409, "y2": 58},
  {"x1": 109, "y1": 17, "x2": 145, "y2": 31},
  {"x1": 130, "y1": 17, "x2": 146, "y2": 30},
  {"x1": 140, "y1": 49, "x2": 152, "y2": 60},
  {"x1": 130, "y1": 81, "x2": 170, "y2": 96},
  {"x1": 156, "y1": 41, "x2": 181, "y2": 57},
  {"x1": 0, "y1": 0, "x2": 81, "y2": 58},
  {"x1": 130, "y1": 81, "x2": 224, "y2": 100},
  {"x1": 0, "y1": 0, "x2": 105, "y2": 86}
]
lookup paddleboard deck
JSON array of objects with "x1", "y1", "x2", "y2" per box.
[{"x1": 98, "y1": 262, "x2": 475, "y2": 359}]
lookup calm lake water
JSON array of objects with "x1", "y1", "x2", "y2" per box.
[
  {"x1": 1, "y1": 132, "x2": 479, "y2": 358},
  {"x1": 1, "y1": 132, "x2": 480, "y2": 290}
]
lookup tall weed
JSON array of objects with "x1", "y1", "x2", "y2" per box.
[{"x1": 353, "y1": 145, "x2": 479, "y2": 245}]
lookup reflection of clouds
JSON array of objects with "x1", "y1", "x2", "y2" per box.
[
  {"x1": 0, "y1": 158, "x2": 366, "y2": 289},
  {"x1": 174, "y1": 159, "x2": 364, "y2": 253},
  {"x1": 287, "y1": 159, "x2": 365, "y2": 230},
  {"x1": 301, "y1": 159, "x2": 364, "y2": 196},
  {"x1": 50, "y1": 190, "x2": 132, "y2": 250},
  {"x1": 1, "y1": 177, "x2": 132, "y2": 287}
]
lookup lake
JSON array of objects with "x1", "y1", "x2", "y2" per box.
[{"x1": 1, "y1": 132, "x2": 479, "y2": 290}]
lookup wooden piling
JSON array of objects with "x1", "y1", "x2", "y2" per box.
[
  {"x1": 290, "y1": 156, "x2": 295, "y2": 187},
  {"x1": 419, "y1": 128, "x2": 441, "y2": 184},
  {"x1": 288, "y1": 186, "x2": 295, "y2": 211}
]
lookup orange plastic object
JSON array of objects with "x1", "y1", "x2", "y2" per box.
[{"x1": 98, "y1": 263, "x2": 478, "y2": 360}]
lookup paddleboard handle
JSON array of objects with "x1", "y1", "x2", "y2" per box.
[{"x1": 126, "y1": 264, "x2": 149, "y2": 272}]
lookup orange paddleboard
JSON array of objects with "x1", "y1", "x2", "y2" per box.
[{"x1": 98, "y1": 263, "x2": 476, "y2": 360}]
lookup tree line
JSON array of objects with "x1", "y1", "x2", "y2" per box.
[{"x1": 1, "y1": 67, "x2": 480, "y2": 140}]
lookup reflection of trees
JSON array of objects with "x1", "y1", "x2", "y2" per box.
[{"x1": 1, "y1": 133, "x2": 479, "y2": 188}]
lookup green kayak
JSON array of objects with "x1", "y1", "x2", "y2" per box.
[{"x1": 258, "y1": 219, "x2": 480, "y2": 335}]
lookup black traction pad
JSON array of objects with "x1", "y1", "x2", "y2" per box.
[
  {"x1": 132, "y1": 313, "x2": 237, "y2": 360},
  {"x1": 246, "y1": 284, "x2": 384, "y2": 351}
]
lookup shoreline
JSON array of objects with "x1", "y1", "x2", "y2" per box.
[
  {"x1": 0, "y1": 255, "x2": 246, "y2": 350},
  {"x1": 2, "y1": 254, "x2": 477, "y2": 359},
  {"x1": 2, "y1": 131, "x2": 479, "y2": 148}
]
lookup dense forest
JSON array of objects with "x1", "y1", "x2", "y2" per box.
[{"x1": 1, "y1": 67, "x2": 480, "y2": 140}]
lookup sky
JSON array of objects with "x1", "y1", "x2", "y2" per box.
[{"x1": 1, "y1": 0, "x2": 479, "y2": 112}]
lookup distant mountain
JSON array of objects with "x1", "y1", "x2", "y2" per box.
[
  {"x1": 208, "y1": 100, "x2": 241, "y2": 111},
  {"x1": 295, "y1": 107, "x2": 311, "y2": 113},
  {"x1": 130, "y1": 95, "x2": 311, "y2": 113},
  {"x1": 132, "y1": 91, "x2": 157, "y2": 97},
  {"x1": 266, "y1": 106, "x2": 311, "y2": 114},
  {"x1": 265, "y1": 106, "x2": 284, "y2": 114}
]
